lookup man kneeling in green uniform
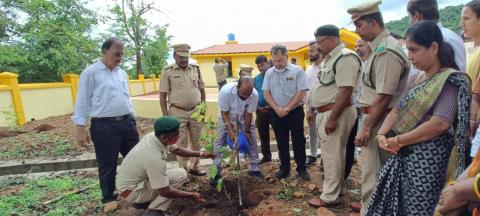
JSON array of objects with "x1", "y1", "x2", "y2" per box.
[{"x1": 117, "y1": 116, "x2": 215, "y2": 216}]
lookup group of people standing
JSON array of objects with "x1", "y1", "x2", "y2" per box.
[{"x1": 71, "y1": 0, "x2": 480, "y2": 215}]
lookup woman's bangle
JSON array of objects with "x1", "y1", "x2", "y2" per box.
[{"x1": 375, "y1": 134, "x2": 385, "y2": 140}]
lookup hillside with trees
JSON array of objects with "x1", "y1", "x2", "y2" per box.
[{"x1": 386, "y1": 4, "x2": 463, "y2": 37}]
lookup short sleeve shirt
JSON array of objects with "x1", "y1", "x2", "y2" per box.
[
  {"x1": 359, "y1": 30, "x2": 408, "y2": 108},
  {"x1": 262, "y1": 64, "x2": 308, "y2": 108},
  {"x1": 117, "y1": 132, "x2": 178, "y2": 191},
  {"x1": 311, "y1": 44, "x2": 360, "y2": 107},
  {"x1": 213, "y1": 63, "x2": 228, "y2": 83},
  {"x1": 217, "y1": 82, "x2": 258, "y2": 125},
  {"x1": 159, "y1": 63, "x2": 205, "y2": 108}
]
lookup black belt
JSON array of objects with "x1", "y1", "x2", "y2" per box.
[{"x1": 92, "y1": 114, "x2": 131, "y2": 122}]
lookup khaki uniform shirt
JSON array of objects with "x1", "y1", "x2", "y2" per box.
[
  {"x1": 213, "y1": 63, "x2": 228, "y2": 83},
  {"x1": 117, "y1": 132, "x2": 178, "y2": 191},
  {"x1": 159, "y1": 63, "x2": 205, "y2": 108},
  {"x1": 311, "y1": 44, "x2": 360, "y2": 107},
  {"x1": 358, "y1": 30, "x2": 408, "y2": 108}
]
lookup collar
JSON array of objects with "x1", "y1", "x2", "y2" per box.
[
  {"x1": 98, "y1": 60, "x2": 119, "y2": 72},
  {"x1": 326, "y1": 43, "x2": 345, "y2": 61},
  {"x1": 369, "y1": 29, "x2": 390, "y2": 52},
  {"x1": 173, "y1": 63, "x2": 191, "y2": 70}
]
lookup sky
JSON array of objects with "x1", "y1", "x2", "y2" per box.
[{"x1": 89, "y1": 0, "x2": 467, "y2": 52}]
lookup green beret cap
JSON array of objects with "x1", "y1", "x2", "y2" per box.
[
  {"x1": 154, "y1": 116, "x2": 180, "y2": 135},
  {"x1": 314, "y1": 25, "x2": 340, "y2": 37}
]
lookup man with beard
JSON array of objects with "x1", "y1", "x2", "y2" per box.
[
  {"x1": 210, "y1": 76, "x2": 264, "y2": 185},
  {"x1": 305, "y1": 41, "x2": 323, "y2": 166}
]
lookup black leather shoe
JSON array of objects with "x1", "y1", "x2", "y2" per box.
[
  {"x1": 275, "y1": 169, "x2": 290, "y2": 179},
  {"x1": 248, "y1": 171, "x2": 264, "y2": 179},
  {"x1": 259, "y1": 157, "x2": 272, "y2": 164},
  {"x1": 305, "y1": 156, "x2": 317, "y2": 167},
  {"x1": 298, "y1": 170, "x2": 311, "y2": 180}
]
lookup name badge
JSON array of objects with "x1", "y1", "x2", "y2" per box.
[
  {"x1": 174, "y1": 76, "x2": 181, "y2": 78},
  {"x1": 286, "y1": 77, "x2": 294, "y2": 81}
]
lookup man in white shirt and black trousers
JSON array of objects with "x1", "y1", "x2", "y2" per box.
[{"x1": 72, "y1": 37, "x2": 139, "y2": 212}]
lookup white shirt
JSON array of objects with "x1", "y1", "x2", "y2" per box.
[
  {"x1": 72, "y1": 60, "x2": 134, "y2": 125},
  {"x1": 439, "y1": 23, "x2": 466, "y2": 73},
  {"x1": 218, "y1": 82, "x2": 258, "y2": 125},
  {"x1": 305, "y1": 63, "x2": 320, "y2": 109},
  {"x1": 408, "y1": 23, "x2": 467, "y2": 79}
]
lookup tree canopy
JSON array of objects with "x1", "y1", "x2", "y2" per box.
[
  {"x1": 386, "y1": 4, "x2": 463, "y2": 37},
  {"x1": 0, "y1": 0, "x2": 171, "y2": 82}
]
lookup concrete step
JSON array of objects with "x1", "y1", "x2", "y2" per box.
[{"x1": 0, "y1": 141, "x2": 320, "y2": 176}]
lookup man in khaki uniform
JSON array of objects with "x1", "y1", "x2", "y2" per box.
[
  {"x1": 346, "y1": 1, "x2": 409, "y2": 215},
  {"x1": 307, "y1": 25, "x2": 361, "y2": 208},
  {"x1": 213, "y1": 58, "x2": 229, "y2": 90},
  {"x1": 239, "y1": 64, "x2": 254, "y2": 77},
  {"x1": 159, "y1": 44, "x2": 208, "y2": 176},
  {"x1": 117, "y1": 116, "x2": 214, "y2": 216}
]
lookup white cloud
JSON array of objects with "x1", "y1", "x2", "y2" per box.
[{"x1": 90, "y1": 0, "x2": 467, "y2": 52}]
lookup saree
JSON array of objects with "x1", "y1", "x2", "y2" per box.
[{"x1": 366, "y1": 69, "x2": 471, "y2": 216}]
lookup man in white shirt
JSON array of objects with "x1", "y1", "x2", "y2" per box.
[
  {"x1": 211, "y1": 76, "x2": 263, "y2": 185},
  {"x1": 72, "y1": 37, "x2": 139, "y2": 212},
  {"x1": 305, "y1": 41, "x2": 323, "y2": 166},
  {"x1": 407, "y1": 0, "x2": 466, "y2": 76}
]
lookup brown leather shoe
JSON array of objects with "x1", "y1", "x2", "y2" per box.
[
  {"x1": 103, "y1": 201, "x2": 118, "y2": 213},
  {"x1": 307, "y1": 197, "x2": 339, "y2": 208},
  {"x1": 348, "y1": 202, "x2": 362, "y2": 212},
  {"x1": 188, "y1": 169, "x2": 207, "y2": 176}
]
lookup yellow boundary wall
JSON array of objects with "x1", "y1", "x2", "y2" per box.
[{"x1": 0, "y1": 72, "x2": 162, "y2": 126}]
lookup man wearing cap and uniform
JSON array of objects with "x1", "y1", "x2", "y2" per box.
[
  {"x1": 307, "y1": 25, "x2": 361, "y2": 208},
  {"x1": 239, "y1": 64, "x2": 254, "y2": 77},
  {"x1": 346, "y1": 1, "x2": 409, "y2": 215},
  {"x1": 72, "y1": 37, "x2": 139, "y2": 212},
  {"x1": 159, "y1": 44, "x2": 208, "y2": 176},
  {"x1": 213, "y1": 58, "x2": 229, "y2": 90},
  {"x1": 210, "y1": 76, "x2": 264, "y2": 185},
  {"x1": 117, "y1": 116, "x2": 215, "y2": 216}
]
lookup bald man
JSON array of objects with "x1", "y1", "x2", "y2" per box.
[{"x1": 211, "y1": 77, "x2": 263, "y2": 185}]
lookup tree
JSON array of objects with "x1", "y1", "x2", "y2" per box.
[
  {"x1": 0, "y1": 0, "x2": 100, "y2": 82},
  {"x1": 386, "y1": 4, "x2": 463, "y2": 37},
  {"x1": 109, "y1": 0, "x2": 159, "y2": 76},
  {"x1": 142, "y1": 25, "x2": 170, "y2": 76}
]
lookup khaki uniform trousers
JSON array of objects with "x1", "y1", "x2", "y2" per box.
[
  {"x1": 125, "y1": 168, "x2": 187, "y2": 210},
  {"x1": 317, "y1": 106, "x2": 357, "y2": 203},
  {"x1": 358, "y1": 113, "x2": 390, "y2": 216},
  {"x1": 168, "y1": 106, "x2": 203, "y2": 170}
]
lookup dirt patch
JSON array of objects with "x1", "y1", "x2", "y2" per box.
[{"x1": 0, "y1": 114, "x2": 155, "y2": 160}]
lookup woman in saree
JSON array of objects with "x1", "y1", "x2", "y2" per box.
[{"x1": 366, "y1": 20, "x2": 471, "y2": 215}]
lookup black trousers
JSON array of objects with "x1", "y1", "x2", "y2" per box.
[
  {"x1": 218, "y1": 80, "x2": 227, "y2": 90},
  {"x1": 90, "y1": 115, "x2": 139, "y2": 203},
  {"x1": 256, "y1": 108, "x2": 272, "y2": 160},
  {"x1": 270, "y1": 106, "x2": 306, "y2": 172},
  {"x1": 344, "y1": 115, "x2": 358, "y2": 180}
]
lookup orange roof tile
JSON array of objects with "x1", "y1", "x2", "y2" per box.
[{"x1": 192, "y1": 41, "x2": 310, "y2": 55}]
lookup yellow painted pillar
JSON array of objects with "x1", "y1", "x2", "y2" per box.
[
  {"x1": 0, "y1": 72, "x2": 26, "y2": 125},
  {"x1": 152, "y1": 74, "x2": 158, "y2": 91},
  {"x1": 138, "y1": 74, "x2": 146, "y2": 94},
  {"x1": 63, "y1": 74, "x2": 79, "y2": 103},
  {"x1": 128, "y1": 76, "x2": 133, "y2": 95}
]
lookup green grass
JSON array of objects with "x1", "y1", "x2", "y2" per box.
[
  {"x1": 0, "y1": 133, "x2": 74, "y2": 160},
  {"x1": 0, "y1": 176, "x2": 101, "y2": 216}
]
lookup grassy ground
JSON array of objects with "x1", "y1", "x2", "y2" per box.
[{"x1": 0, "y1": 173, "x2": 102, "y2": 216}]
